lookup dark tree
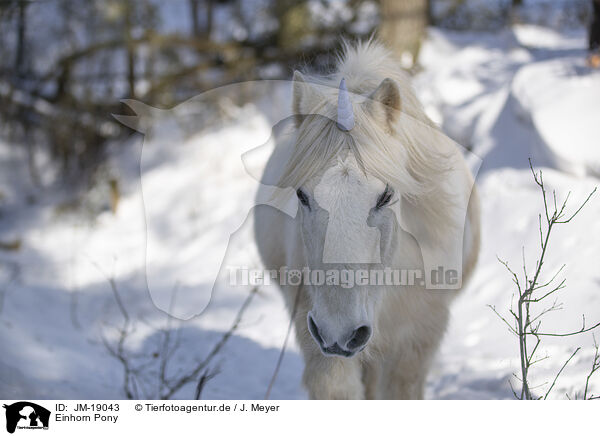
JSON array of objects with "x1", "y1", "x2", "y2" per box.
[{"x1": 590, "y1": 0, "x2": 600, "y2": 51}]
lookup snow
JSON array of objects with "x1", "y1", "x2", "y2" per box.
[
  {"x1": 1, "y1": 23, "x2": 600, "y2": 400},
  {"x1": 0, "y1": 102, "x2": 304, "y2": 400},
  {"x1": 513, "y1": 59, "x2": 600, "y2": 177},
  {"x1": 417, "y1": 24, "x2": 600, "y2": 399}
]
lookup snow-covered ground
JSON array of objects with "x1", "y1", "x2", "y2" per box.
[
  {"x1": 417, "y1": 25, "x2": 600, "y2": 399},
  {"x1": 1, "y1": 24, "x2": 599, "y2": 400}
]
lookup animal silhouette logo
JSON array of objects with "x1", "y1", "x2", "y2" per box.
[
  {"x1": 113, "y1": 80, "x2": 481, "y2": 320},
  {"x1": 3, "y1": 402, "x2": 50, "y2": 433},
  {"x1": 113, "y1": 89, "x2": 300, "y2": 320}
]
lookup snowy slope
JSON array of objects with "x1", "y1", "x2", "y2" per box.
[
  {"x1": 1, "y1": 24, "x2": 599, "y2": 400},
  {"x1": 0, "y1": 104, "x2": 306, "y2": 400},
  {"x1": 512, "y1": 58, "x2": 600, "y2": 177},
  {"x1": 416, "y1": 25, "x2": 600, "y2": 399}
]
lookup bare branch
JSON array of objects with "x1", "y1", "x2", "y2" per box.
[
  {"x1": 488, "y1": 304, "x2": 518, "y2": 335},
  {"x1": 265, "y1": 287, "x2": 303, "y2": 400},
  {"x1": 160, "y1": 287, "x2": 258, "y2": 399},
  {"x1": 555, "y1": 188, "x2": 597, "y2": 224},
  {"x1": 195, "y1": 366, "x2": 220, "y2": 400},
  {"x1": 583, "y1": 335, "x2": 600, "y2": 399},
  {"x1": 544, "y1": 348, "x2": 581, "y2": 400},
  {"x1": 494, "y1": 160, "x2": 598, "y2": 400},
  {"x1": 535, "y1": 320, "x2": 600, "y2": 338}
]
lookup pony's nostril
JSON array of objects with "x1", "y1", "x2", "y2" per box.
[
  {"x1": 347, "y1": 325, "x2": 371, "y2": 350},
  {"x1": 307, "y1": 314, "x2": 324, "y2": 346}
]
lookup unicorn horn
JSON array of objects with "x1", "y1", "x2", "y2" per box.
[{"x1": 337, "y1": 78, "x2": 354, "y2": 131}]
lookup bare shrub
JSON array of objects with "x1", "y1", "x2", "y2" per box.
[{"x1": 490, "y1": 160, "x2": 598, "y2": 399}]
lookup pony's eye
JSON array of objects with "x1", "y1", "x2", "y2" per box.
[
  {"x1": 296, "y1": 188, "x2": 310, "y2": 208},
  {"x1": 376, "y1": 185, "x2": 394, "y2": 209}
]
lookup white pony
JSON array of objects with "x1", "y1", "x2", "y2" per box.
[{"x1": 254, "y1": 40, "x2": 480, "y2": 399}]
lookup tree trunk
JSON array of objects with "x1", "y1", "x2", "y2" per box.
[
  {"x1": 124, "y1": 0, "x2": 136, "y2": 98},
  {"x1": 189, "y1": 0, "x2": 212, "y2": 38},
  {"x1": 379, "y1": 0, "x2": 427, "y2": 67},
  {"x1": 15, "y1": 0, "x2": 27, "y2": 75},
  {"x1": 590, "y1": 0, "x2": 600, "y2": 51},
  {"x1": 189, "y1": 0, "x2": 200, "y2": 37},
  {"x1": 205, "y1": 0, "x2": 213, "y2": 38}
]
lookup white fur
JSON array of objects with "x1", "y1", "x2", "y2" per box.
[{"x1": 254, "y1": 40, "x2": 480, "y2": 399}]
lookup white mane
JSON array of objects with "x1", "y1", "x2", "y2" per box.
[{"x1": 280, "y1": 39, "x2": 458, "y2": 238}]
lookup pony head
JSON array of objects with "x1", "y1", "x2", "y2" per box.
[
  {"x1": 279, "y1": 39, "x2": 456, "y2": 358},
  {"x1": 283, "y1": 56, "x2": 432, "y2": 357}
]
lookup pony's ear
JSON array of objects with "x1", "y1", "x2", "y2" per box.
[
  {"x1": 364, "y1": 78, "x2": 401, "y2": 130},
  {"x1": 112, "y1": 99, "x2": 160, "y2": 133},
  {"x1": 292, "y1": 71, "x2": 320, "y2": 126}
]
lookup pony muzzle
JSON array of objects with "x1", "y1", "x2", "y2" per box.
[{"x1": 307, "y1": 312, "x2": 372, "y2": 358}]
